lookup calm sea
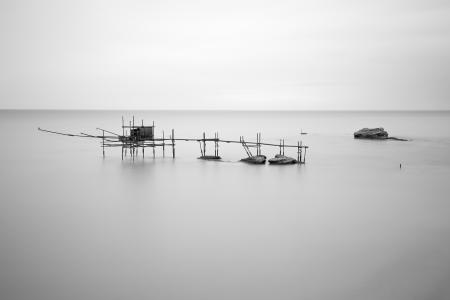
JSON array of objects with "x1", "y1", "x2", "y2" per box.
[{"x1": 1, "y1": 110, "x2": 450, "y2": 300}]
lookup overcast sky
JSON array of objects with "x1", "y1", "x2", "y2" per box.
[{"x1": 1, "y1": 0, "x2": 449, "y2": 110}]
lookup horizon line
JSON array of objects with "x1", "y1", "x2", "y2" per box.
[{"x1": 1, "y1": 108, "x2": 450, "y2": 113}]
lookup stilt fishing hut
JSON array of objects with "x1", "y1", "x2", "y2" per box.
[{"x1": 38, "y1": 116, "x2": 308, "y2": 164}]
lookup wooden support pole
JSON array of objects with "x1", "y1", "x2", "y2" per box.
[
  {"x1": 102, "y1": 130, "x2": 105, "y2": 157},
  {"x1": 125, "y1": 130, "x2": 127, "y2": 157},
  {"x1": 172, "y1": 129, "x2": 175, "y2": 158},
  {"x1": 199, "y1": 141, "x2": 203, "y2": 156},
  {"x1": 299, "y1": 141, "x2": 302, "y2": 163},
  {"x1": 121, "y1": 116, "x2": 124, "y2": 160},
  {"x1": 143, "y1": 120, "x2": 145, "y2": 159},
  {"x1": 259, "y1": 133, "x2": 261, "y2": 155},
  {"x1": 283, "y1": 139, "x2": 285, "y2": 155},
  {"x1": 217, "y1": 132, "x2": 219, "y2": 156},
  {"x1": 258, "y1": 132, "x2": 261, "y2": 155},
  {"x1": 203, "y1": 132, "x2": 206, "y2": 156},
  {"x1": 122, "y1": 116, "x2": 124, "y2": 136},
  {"x1": 279, "y1": 139, "x2": 282, "y2": 155},
  {"x1": 257, "y1": 133, "x2": 261, "y2": 155},
  {"x1": 152, "y1": 121, "x2": 155, "y2": 158}
]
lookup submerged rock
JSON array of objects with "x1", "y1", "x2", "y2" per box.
[
  {"x1": 198, "y1": 155, "x2": 221, "y2": 160},
  {"x1": 268, "y1": 154, "x2": 297, "y2": 165},
  {"x1": 354, "y1": 127, "x2": 389, "y2": 139},
  {"x1": 240, "y1": 155, "x2": 266, "y2": 164}
]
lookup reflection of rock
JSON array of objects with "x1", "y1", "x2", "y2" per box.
[
  {"x1": 240, "y1": 155, "x2": 266, "y2": 164},
  {"x1": 354, "y1": 128, "x2": 388, "y2": 139},
  {"x1": 268, "y1": 154, "x2": 297, "y2": 165},
  {"x1": 198, "y1": 155, "x2": 221, "y2": 160}
]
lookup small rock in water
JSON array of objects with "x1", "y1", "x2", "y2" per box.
[
  {"x1": 240, "y1": 155, "x2": 266, "y2": 164},
  {"x1": 198, "y1": 155, "x2": 221, "y2": 160},
  {"x1": 354, "y1": 127, "x2": 389, "y2": 139},
  {"x1": 268, "y1": 154, "x2": 297, "y2": 165}
]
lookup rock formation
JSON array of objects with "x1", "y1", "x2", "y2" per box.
[
  {"x1": 240, "y1": 155, "x2": 266, "y2": 164},
  {"x1": 268, "y1": 154, "x2": 298, "y2": 164},
  {"x1": 354, "y1": 127, "x2": 389, "y2": 139}
]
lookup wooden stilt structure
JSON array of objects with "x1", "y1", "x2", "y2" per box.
[{"x1": 38, "y1": 117, "x2": 309, "y2": 164}]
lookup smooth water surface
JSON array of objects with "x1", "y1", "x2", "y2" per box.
[{"x1": 1, "y1": 110, "x2": 450, "y2": 300}]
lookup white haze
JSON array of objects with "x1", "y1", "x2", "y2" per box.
[{"x1": 1, "y1": 0, "x2": 450, "y2": 110}]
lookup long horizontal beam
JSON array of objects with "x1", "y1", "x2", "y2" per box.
[{"x1": 38, "y1": 127, "x2": 308, "y2": 149}]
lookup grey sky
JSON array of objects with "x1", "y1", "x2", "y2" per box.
[{"x1": 1, "y1": 0, "x2": 449, "y2": 110}]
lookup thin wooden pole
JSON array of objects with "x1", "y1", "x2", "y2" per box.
[
  {"x1": 283, "y1": 139, "x2": 285, "y2": 155},
  {"x1": 102, "y1": 130, "x2": 105, "y2": 157},
  {"x1": 129, "y1": 121, "x2": 133, "y2": 160},
  {"x1": 121, "y1": 116, "x2": 124, "y2": 160},
  {"x1": 172, "y1": 129, "x2": 175, "y2": 158},
  {"x1": 199, "y1": 141, "x2": 203, "y2": 156},
  {"x1": 203, "y1": 132, "x2": 206, "y2": 157},
  {"x1": 257, "y1": 133, "x2": 261, "y2": 155},
  {"x1": 259, "y1": 133, "x2": 261, "y2": 155},
  {"x1": 152, "y1": 121, "x2": 155, "y2": 158},
  {"x1": 125, "y1": 129, "x2": 128, "y2": 157},
  {"x1": 217, "y1": 132, "x2": 219, "y2": 156},
  {"x1": 299, "y1": 141, "x2": 302, "y2": 163}
]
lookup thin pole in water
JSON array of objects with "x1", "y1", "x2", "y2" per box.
[
  {"x1": 172, "y1": 129, "x2": 175, "y2": 158},
  {"x1": 102, "y1": 130, "x2": 105, "y2": 158}
]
